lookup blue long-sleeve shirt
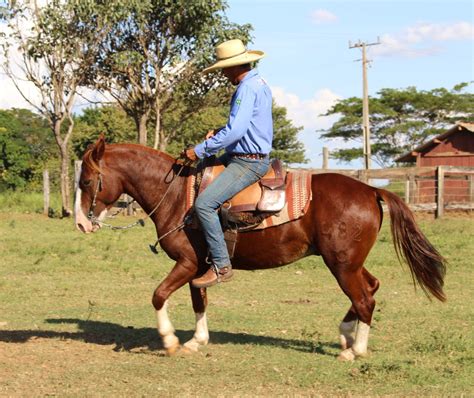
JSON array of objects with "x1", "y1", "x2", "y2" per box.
[{"x1": 194, "y1": 69, "x2": 273, "y2": 158}]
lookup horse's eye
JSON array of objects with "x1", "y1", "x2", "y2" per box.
[{"x1": 83, "y1": 179, "x2": 92, "y2": 187}]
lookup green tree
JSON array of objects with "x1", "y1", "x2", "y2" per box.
[
  {"x1": 0, "y1": 109, "x2": 53, "y2": 190},
  {"x1": 92, "y1": 0, "x2": 252, "y2": 149},
  {"x1": 72, "y1": 105, "x2": 136, "y2": 157},
  {"x1": 161, "y1": 89, "x2": 229, "y2": 156},
  {"x1": 271, "y1": 102, "x2": 306, "y2": 164},
  {"x1": 320, "y1": 83, "x2": 474, "y2": 166}
]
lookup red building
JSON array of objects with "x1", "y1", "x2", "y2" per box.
[{"x1": 396, "y1": 122, "x2": 474, "y2": 203}]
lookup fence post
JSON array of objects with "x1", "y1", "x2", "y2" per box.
[
  {"x1": 404, "y1": 178, "x2": 410, "y2": 204},
  {"x1": 322, "y1": 147, "x2": 329, "y2": 169},
  {"x1": 409, "y1": 173, "x2": 417, "y2": 204},
  {"x1": 74, "y1": 161, "x2": 82, "y2": 217},
  {"x1": 469, "y1": 174, "x2": 474, "y2": 205},
  {"x1": 43, "y1": 169, "x2": 50, "y2": 216},
  {"x1": 436, "y1": 166, "x2": 445, "y2": 219},
  {"x1": 126, "y1": 194, "x2": 134, "y2": 216},
  {"x1": 357, "y1": 169, "x2": 368, "y2": 184}
]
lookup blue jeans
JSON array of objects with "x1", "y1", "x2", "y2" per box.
[{"x1": 194, "y1": 153, "x2": 270, "y2": 269}]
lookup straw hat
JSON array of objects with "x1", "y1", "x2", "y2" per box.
[{"x1": 203, "y1": 39, "x2": 265, "y2": 74}]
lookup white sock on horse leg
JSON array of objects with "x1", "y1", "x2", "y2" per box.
[{"x1": 156, "y1": 300, "x2": 179, "y2": 349}]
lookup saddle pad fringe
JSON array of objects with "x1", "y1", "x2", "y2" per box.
[{"x1": 186, "y1": 171, "x2": 198, "y2": 212}]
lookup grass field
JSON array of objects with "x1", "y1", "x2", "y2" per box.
[{"x1": 0, "y1": 211, "x2": 473, "y2": 397}]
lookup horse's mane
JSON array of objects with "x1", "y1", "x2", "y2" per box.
[
  {"x1": 108, "y1": 143, "x2": 178, "y2": 163},
  {"x1": 83, "y1": 142, "x2": 183, "y2": 173}
]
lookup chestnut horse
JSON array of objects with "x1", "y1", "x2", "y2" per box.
[{"x1": 75, "y1": 137, "x2": 446, "y2": 360}]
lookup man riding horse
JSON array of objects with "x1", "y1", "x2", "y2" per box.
[{"x1": 184, "y1": 39, "x2": 273, "y2": 289}]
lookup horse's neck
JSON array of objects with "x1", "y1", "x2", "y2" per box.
[{"x1": 108, "y1": 146, "x2": 188, "y2": 219}]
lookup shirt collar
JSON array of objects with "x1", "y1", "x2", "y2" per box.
[{"x1": 240, "y1": 68, "x2": 258, "y2": 85}]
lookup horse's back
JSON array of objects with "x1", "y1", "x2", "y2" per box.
[{"x1": 311, "y1": 173, "x2": 380, "y2": 213}]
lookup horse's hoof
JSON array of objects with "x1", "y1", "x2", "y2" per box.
[
  {"x1": 165, "y1": 344, "x2": 181, "y2": 356},
  {"x1": 338, "y1": 348, "x2": 356, "y2": 361},
  {"x1": 178, "y1": 346, "x2": 195, "y2": 355},
  {"x1": 340, "y1": 338, "x2": 354, "y2": 350},
  {"x1": 183, "y1": 337, "x2": 206, "y2": 353}
]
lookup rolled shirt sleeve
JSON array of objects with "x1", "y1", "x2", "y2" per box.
[{"x1": 194, "y1": 85, "x2": 256, "y2": 158}]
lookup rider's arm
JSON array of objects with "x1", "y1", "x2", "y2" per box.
[{"x1": 194, "y1": 86, "x2": 255, "y2": 158}]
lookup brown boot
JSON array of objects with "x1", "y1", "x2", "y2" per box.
[{"x1": 192, "y1": 265, "x2": 233, "y2": 288}]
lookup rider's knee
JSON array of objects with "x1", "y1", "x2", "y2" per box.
[{"x1": 194, "y1": 195, "x2": 211, "y2": 216}]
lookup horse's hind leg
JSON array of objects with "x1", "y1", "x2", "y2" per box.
[
  {"x1": 339, "y1": 268, "x2": 380, "y2": 351},
  {"x1": 327, "y1": 262, "x2": 379, "y2": 361},
  {"x1": 182, "y1": 285, "x2": 210, "y2": 352}
]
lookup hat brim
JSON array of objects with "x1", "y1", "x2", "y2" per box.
[{"x1": 203, "y1": 50, "x2": 265, "y2": 74}]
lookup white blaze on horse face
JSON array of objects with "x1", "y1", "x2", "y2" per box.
[
  {"x1": 156, "y1": 300, "x2": 179, "y2": 350},
  {"x1": 74, "y1": 185, "x2": 94, "y2": 233},
  {"x1": 74, "y1": 175, "x2": 106, "y2": 233}
]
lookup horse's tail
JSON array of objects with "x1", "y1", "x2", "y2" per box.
[{"x1": 376, "y1": 188, "x2": 446, "y2": 302}]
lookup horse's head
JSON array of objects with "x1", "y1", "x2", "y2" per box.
[{"x1": 74, "y1": 135, "x2": 123, "y2": 233}]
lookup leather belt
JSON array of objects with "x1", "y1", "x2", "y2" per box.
[{"x1": 230, "y1": 153, "x2": 267, "y2": 160}]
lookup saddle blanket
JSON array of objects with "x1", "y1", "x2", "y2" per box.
[
  {"x1": 186, "y1": 169, "x2": 312, "y2": 230},
  {"x1": 254, "y1": 170, "x2": 312, "y2": 229}
]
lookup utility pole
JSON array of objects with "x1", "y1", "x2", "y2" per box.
[{"x1": 349, "y1": 38, "x2": 380, "y2": 169}]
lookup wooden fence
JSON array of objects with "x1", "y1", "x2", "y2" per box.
[{"x1": 302, "y1": 165, "x2": 474, "y2": 218}]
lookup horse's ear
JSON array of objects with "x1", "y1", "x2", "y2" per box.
[{"x1": 92, "y1": 134, "x2": 105, "y2": 162}]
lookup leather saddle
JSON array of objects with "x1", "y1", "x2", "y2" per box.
[{"x1": 197, "y1": 157, "x2": 287, "y2": 216}]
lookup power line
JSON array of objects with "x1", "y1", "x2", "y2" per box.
[{"x1": 349, "y1": 38, "x2": 381, "y2": 170}]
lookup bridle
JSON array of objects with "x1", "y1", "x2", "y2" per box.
[
  {"x1": 85, "y1": 158, "x2": 192, "y2": 250},
  {"x1": 88, "y1": 173, "x2": 103, "y2": 224}
]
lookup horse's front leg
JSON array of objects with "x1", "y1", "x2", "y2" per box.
[
  {"x1": 152, "y1": 259, "x2": 196, "y2": 355},
  {"x1": 183, "y1": 285, "x2": 209, "y2": 352}
]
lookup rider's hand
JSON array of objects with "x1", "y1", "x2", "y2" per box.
[
  {"x1": 205, "y1": 129, "x2": 215, "y2": 140},
  {"x1": 205, "y1": 127, "x2": 224, "y2": 140},
  {"x1": 183, "y1": 147, "x2": 198, "y2": 162}
]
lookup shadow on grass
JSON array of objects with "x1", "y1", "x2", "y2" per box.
[{"x1": 0, "y1": 318, "x2": 339, "y2": 357}]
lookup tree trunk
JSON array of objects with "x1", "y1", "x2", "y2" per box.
[
  {"x1": 53, "y1": 120, "x2": 72, "y2": 217},
  {"x1": 153, "y1": 96, "x2": 161, "y2": 150},
  {"x1": 138, "y1": 113, "x2": 148, "y2": 146},
  {"x1": 159, "y1": 128, "x2": 168, "y2": 152},
  {"x1": 59, "y1": 143, "x2": 72, "y2": 217}
]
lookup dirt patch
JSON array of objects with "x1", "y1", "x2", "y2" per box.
[{"x1": 0, "y1": 336, "x2": 169, "y2": 396}]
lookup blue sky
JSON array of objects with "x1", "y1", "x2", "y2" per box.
[{"x1": 227, "y1": 0, "x2": 473, "y2": 168}]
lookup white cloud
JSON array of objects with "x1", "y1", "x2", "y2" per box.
[
  {"x1": 0, "y1": 74, "x2": 40, "y2": 110},
  {"x1": 272, "y1": 86, "x2": 341, "y2": 131},
  {"x1": 310, "y1": 9, "x2": 338, "y2": 25},
  {"x1": 0, "y1": 39, "x2": 41, "y2": 110},
  {"x1": 272, "y1": 86, "x2": 354, "y2": 168},
  {"x1": 404, "y1": 21, "x2": 473, "y2": 42},
  {"x1": 374, "y1": 21, "x2": 474, "y2": 58}
]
